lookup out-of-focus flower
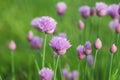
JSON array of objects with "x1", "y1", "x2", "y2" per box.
[
  {"x1": 115, "y1": 24, "x2": 120, "y2": 33},
  {"x1": 87, "y1": 55, "x2": 94, "y2": 67},
  {"x1": 71, "y1": 70, "x2": 79, "y2": 80},
  {"x1": 78, "y1": 20, "x2": 85, "y2": 30},
  {"x1": 77, "y1": 45, "x2": 86, "y2": 60},
  {"x1": 90, "y1": 7, "x2": 96, "y2": 16},
  {"x1": 30, "y1": 36, "x2": 43, "y2": 49},
  {"x1": 109, "y1": 19, "x2": 119, "y2": 30},
  {"x1": 27, "y1": 30, "x2": 34, "y2": 41},
  {"x1": 96, "y1": 2, "x2": 108, "y2": 17},
  {"x1": 94, "y1": 38, "x2": 102, "y2": 50},
  {"x1": 50, "y1": 36, "x2": 71, "y2": 55},
  {"x1": 107, "y1": 4, "x2": 119, "y2": 19},
  {"x1": 31, "y1": 16, "x2": 57, "y2": 34},
  {"x1": 39, "y1": 68, "x2": 53, "y2": 80},
  {"x1": 9, "y1": 40, "x2": 16, "y2": 51},
  {"x1": 56, "y1": 2, "x2": 67, "y2": 15},
  {"x1": 62, "y1": 68, "x2": 70, "y2": 80},
  {"x1": 58, "y1": 33, "x2": 67, "y2": 39},
  {"x1": 79, "y1": 6, "x2": 91, "y2": 19},
  {"x1": 110, "y1": 44, "x2": 117, "y2": 54},
  {"x1": 84, "y1": 41, "x2": 92, "y2": 55}
]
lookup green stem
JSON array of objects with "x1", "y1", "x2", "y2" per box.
[
  {"x1": 84, "y1": 61, "x2": 87, "y2": 80},
  {"x1": 54, "y1": 56, "x2": 60, "y2": 80},
  {"x1": 109, "y1": 54, "x2": 113, "y2": 80},
  {"x1": 42, "y1": 34, "x2": 47, "y2": 68},
  {"x1": 78, "y1": 61, "x2": 80, "y2": 80},
  {"x1": 11, "y1": 51, "x2": 15, "y2": 80},
  {"x1": 93, "y1": 50, "x2": 98, "y2": 69},
  {"x1": 116, "y1": 34, "x2": 119, "y2": 45},
  {"x1": 59, "y1": 57, "x2": 64, "y2": 80},
  {"x1": 35, "y1": 59, "x2": 40, "y2": 73},
  {"x1": 0, "y1": 75, "x2": 2, "y2": 80},
  {"x1": 28, "y1": 55, "x2": 31, "y2": 80}
]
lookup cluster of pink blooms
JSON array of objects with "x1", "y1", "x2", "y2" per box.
[{"x1": 7, "y1": 1, "x2": 120, "y2": 80}]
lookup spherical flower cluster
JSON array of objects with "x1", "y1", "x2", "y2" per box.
[
  {"x1": 96, "y1": 2, "x2": 108, "y2": 17},
  {"x1": 39, "y1": 68, "x2": 53, "y2": 80},
  {"x1": 30, "y1": 36, "x2": 43, "y2": 49},
  {"x1": 79, "y1": 6, "x2": 91, "y2": 19},
  {"x1": 56, "y1": 2, "x2": 67, "y2": 15},
  {"x1": 87, "y1": 55, "x2": 94, "y2": 67},
  {"x1": 90, "y1": 7, "x2": 96, "y2": 16},
  {"x1": 58, "y1": 33, "x2": 67, "y2": 39},
  {"x1": 107, "y1": 4, "x2": 119, "y2": 19},
  {"x1": 109, "y1": 19, "x2": 119, "y2": 30},
  {"x1": 50, "y1": 36, "x2": 71, "y2": 55},
  {"x1": 94, "y1": 38, "x2": 102, "y2": 50},
  {"x1": 84, "y1": 41, "x2": 92, "y2": 55},
  {"x1": 9, "y1": 40, "x2": 16, "y2": 51},
  {"x1": 77, "y1": 45, "x2": 86, "y2": 60},
  {"x1": 31, "y1": 16, "x2": 57, "y2": 34},
  {"x1": 110, "y1": 44, "x2": 117, "y2": 54},
  {"x1": 62, "y1": 68, "x2": 78, "y2": 80},
  {"x1": 78, "y1": 20, "x2": 85, "y2": 30}
]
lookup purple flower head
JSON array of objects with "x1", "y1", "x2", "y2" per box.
[
  {"x1": 71, "y1": 70, "x2": 79, "y2": 80},
  {"x1": 50, "y1": 36, "x2": 71, "y2": 55},
  {"x1": 87, "y1": 55, "x2": 94, "y2": 67},
  {"x1": 30, "y1": 36, "x2": 43, "y2": 49},
  {"x1": 58, "y1": 33, "x2": 67, "y2": 39},
  {"x1": 31, "y1": 16, "x2": 57, "y2": 34},
  {"x1": 56, "y1": 2, "x2": 67, "y2": 15},
  {"x1": 109, "y1": 19, "x2": 119, "y2": 30},
  {"x1": 79, "y1": 6, "x2": 90, "y2": 19},
  {"x1": 90, "y1": 7, "x2": 96, "y2": 16},
  {"x1": 77, "y1": 45, "x2": 86, "y2": 60},
  {"x1": 84, "y1": 41, "x2": 92, "y2": 55},
  {"x1": 62, "y1": 68, "x2": 70, "y2": 80},
  {"x1": 27, "y1": 30, "x2": 34, "y2": 41},
  {"x1": 107, "y1": 4, "x2": 119, "y2": 19},
  {"x1": 39, "y1": 68, "x2": 53, "y2": 80},
  {"x1": 119, "y1": 4, "x2": 120, "y2": 15},
  {"x1": 96, "y1": 2, "x2": 108, "y2": 17}
]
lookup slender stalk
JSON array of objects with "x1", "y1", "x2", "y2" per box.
[
  {"x1": 11, "y1": 51, "x2": 15, "y2": 80},
  {"x1": 0, "y1": 75, "x2": 2, "y2": 80},
  {"x1": 116, "y1": 34, "x2": 119, "y2": 45},
  {"x1": 54, "y1": 56, "x2": 60, "y2": 80},
  {"x1": 28, "y1": 55, "x2": 31, "y2": 80},
  {"x1": 35, "y1": 59, "x2": 40, "y2": 73},
  {"x1": 78, "y1": 61, "x2": 80, "y2": 80},
  {"x1": 42, "y1": 34, "x2": 47, "y2": 68},
  {"x1": 59, "y1": 57, "x2": 64, "y2": 80},
  {"x1": 109, "y1": 54, "x2": 113, "y2": 80},
  {"x1": 84, "y1": 61, "x2": 87, "y2": 80},
  {"x1": 93, "y1": 50, "x2": 98, "y2": 69}
]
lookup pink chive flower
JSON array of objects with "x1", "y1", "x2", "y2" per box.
[
  {"x1": 77, "y1": 45, "x2": 86, "y2": 60},
  {"x1": 62, "y1": 68, "x2": 70, "y2": 80},
  {"x1": 27, "y1": 30, "x2": 34, "y2": 41},
  {"x1": 79, "y1": 6, "x2": 91, "y2": 19},
  {"x1": 94, "y1": 38, "x2": 102, "y2": 50},
  {"x1": 107, "y1": 4, "x2": 119, "y2": 19},
  {"x1": 109, "y1": 19, "x2": 119, "y2": 30},
  {"x1": 71, "y1": 70, "x2": 79, "y2": 80},
  {"x1": 87, "y1": 55, "x2": 94, "y2": 67},
  {"x1": 95, "y1": 2, "x2": 108, "y2": 17},
  {"x1": 31, "y1": 16, "x2": 57, "y2": 34},
  {"x1": 78, "y1": 20, "x2": 85, "y2": 30},
  {"x1": 90, "y1": 7, "x2": 97, "y2": 16},
  {"x1": 56, "y1": 2, "x2": 67, "y2": 15},
  {"x1": 50, "y1": 36, "x2": 71, "y2": 55},
  {"x1": 115, "y1": 24, "x2": 120, "y2": 33},
  {"x1": 110, "y1": 44, "x2": 117, "y2": 54},
  {"x1": 84, "y1": 41, "x2": 92, "y2": 55},
  {"x1": 39, "y1": 68, "x2": 53, "y2": 80},
  {"x1": 9, "y1": 40, "x2": 16, "y2": 51},
  {"x1": 58, "y1": 33, "x2": 67, "y2": 39},
  {"x1": 30, "y1": 36, "x2": 43, "y2": 49}
]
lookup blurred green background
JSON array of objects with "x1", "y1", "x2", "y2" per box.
[{"x1": 0, "y1": 0, "x2": 120, "y2": 80}]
